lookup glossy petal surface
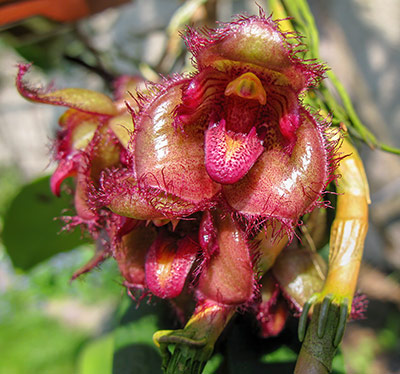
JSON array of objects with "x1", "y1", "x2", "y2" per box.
[
  {"x1": 198, "y1": 212, "x2": 254, "y2": 305},
  {"x1": 133, "y1": 82, "x2": 221, "y2": 216},
  {"x1": 223, "y1": 110, "x2": 328, "y2": 224},
  {"x1": 145, "y1": 233, "x2": 199, "y2": 299}
]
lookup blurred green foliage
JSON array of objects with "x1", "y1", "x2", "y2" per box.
[
  {"x1": 0, "y1": 245, "x2": 123, "y2": 374},
  {"x1": 3, "y1": 176, "x2": 88, "y2": 270},
  {"x1": 0, "y1": 170, "x2": 122, "y2": 373}
]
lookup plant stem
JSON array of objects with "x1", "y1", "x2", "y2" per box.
[
  {"x1": 294, "y1": 303, "x2": 340, "y2": 374},
  {"x1": 164, "y1": 345, "x2": 209, "y2": 374},
  {"x1": 155, "y1": 301, "x2": 235, "y2": 374}
]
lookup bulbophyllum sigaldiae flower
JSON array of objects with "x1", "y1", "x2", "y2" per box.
[{"x1": 17, "y1": 7, "x2": 370, "y2": 374}]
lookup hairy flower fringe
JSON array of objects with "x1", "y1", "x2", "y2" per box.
[{"x1": 183, "y1": 8, "x2": 326, "y2": 90}]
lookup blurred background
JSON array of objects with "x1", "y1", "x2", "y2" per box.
[{"x1": 0, "y1": 0, "x2": 399, "y2": 373}]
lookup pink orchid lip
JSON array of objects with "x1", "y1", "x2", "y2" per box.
[
  {"x1": 203, "y1": 71, "x2": 269, "y2": 185},
  {"x1": 204, "y1": 119, "x2": 264, "y2": 184}
]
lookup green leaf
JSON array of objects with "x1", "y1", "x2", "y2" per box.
[
  {"x1": 78, "y1": 334, "x2": 114, "y2": 374},
  {"x1": 78, "y1": 297, "x2": 172, "y2": 374},
  {"x1": 2, "y1": 175, "x2": 86, "y2": 270},
  {"x1": 112, "y1": 297, "x2": 173, "y2": 374},
  {"x1": 0, "y1": 293, "x2": 90, "y2": 374},
  {"x1": 203, "y1": 353, "x2": 224, "y2": 374},
  {"x1": 260, "y1": 345, "x2": 298, "y2": 363}
]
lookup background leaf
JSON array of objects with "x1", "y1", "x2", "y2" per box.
[
  {"x1": 2, "y1": 175, "x2": 86, "y2": 270},
  {"x1": 78, "y1": 334, "x2": 114, "y2": 374},
  {"x1": 112, "y1": 297, "x2": 174, "y2": 374}
]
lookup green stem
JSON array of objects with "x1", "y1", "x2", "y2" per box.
[
  {"x1": 155, "y1": 302, "x2": 235, "y2": 374},
  {"x1": 326, "y1": 70, "x2": 377, "y2": 146},
  {"x1": 297, "y1": 0, "x2": 319, "y2": 50},
  {"x1": 295, "y1": 303, "x2": 340, "y2": 374},
  {"x1": 164, "y1": 344, "x2": 209, "y2": 374}
]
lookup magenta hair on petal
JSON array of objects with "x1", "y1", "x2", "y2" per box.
[
  {"x1": 96, "y1": 168, "x2": 166, "y2": 221},
  {"x1": 112, "y1": 75, "x2": 145, "y2": 102},
  {"x1": 185, "y1": 11, "x2": 324, "y2": 92},
  {"x1": 350, "y1": 293, "x2": 368, "y2": 320}
]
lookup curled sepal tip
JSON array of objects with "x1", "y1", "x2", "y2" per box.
[{"x1": 16, "y1": 64, "x2": 117, "y2": 116}]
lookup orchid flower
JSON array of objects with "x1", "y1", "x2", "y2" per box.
[{"x1": 17, "y1": 6, "x2": 370, "y2": 374}]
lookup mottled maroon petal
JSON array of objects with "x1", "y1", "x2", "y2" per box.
[{"x1": 205, "y1": 119, "x2": 264, "y2": 184}]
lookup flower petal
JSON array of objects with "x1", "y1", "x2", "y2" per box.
[
  {"x1": 223, "y1": 110, "x2": 329, "y2": 227},
  {"x1": 256, "y1": 274, "x2": 288, "y2": 338},
  {"x1": 145, "y1": 233, "x2": 199, "y2": 299},
  {"x1": 108, "y1": 113, "x2": 134, "y2": 148},
  {"x1": 198, "y1": 211, "x2": 255, "y2": 305},
  {"x1": 50, "y1": 155, "x2": 79, "y2": 196},
  {"x1": 97, "y1": 169, "x2": 166, "y2": 221},
  {"x1": 115, "y1": 224, "x2": 157, "y2": 289},
  {"x1": 186, "y1": 13, "x2": 323, "y2": 92},
  {"x1": 133, "y1": 80, "x2": 221, "y2": 216},
  {"x1": 204, "y1": 119, "x2": 264, "y2": 184},
  {"x1": 17, "y1": 64, "x2": 117, "y2": 116}
]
